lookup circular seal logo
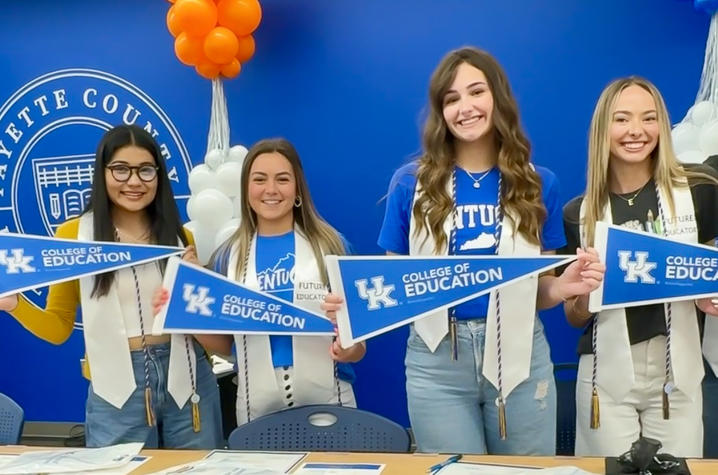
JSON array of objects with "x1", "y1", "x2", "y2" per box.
[{"x1": 0, "y1": 68, "x2": 192, "y2": 311}]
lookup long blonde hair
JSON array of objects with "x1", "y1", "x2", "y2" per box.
[
  {"x1": 413, "y1": 47, "x2": 545, "y2": 253},
  {"x1": 583, "y1": 77, "x2": 716, "y2": 246},
  {"x1": 218, "y1": 138, "x2": 345, "y2": 285}
]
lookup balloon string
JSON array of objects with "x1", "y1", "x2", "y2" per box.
[{"x1": 207, "y1": 78, "x2": 230, "y2": 155}]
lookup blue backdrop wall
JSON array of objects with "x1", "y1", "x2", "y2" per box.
[{"x1": 0, "y1": 0, "x2": 710, "y2": 426}]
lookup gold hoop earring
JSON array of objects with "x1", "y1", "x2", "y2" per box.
[{"x1": 294, "y1": 196, "x2": 303, "y2": 208}]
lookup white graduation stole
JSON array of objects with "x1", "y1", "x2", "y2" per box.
[
  {"x1": 229, "y1": 229, "x2": 337, "y2": 424},
  {"x1": 408, "y1": 178, "x2": 540, "y2": 398},
  {"x1": 78, "y1": 213, "x2": 195, "y2": 409},
  {"x1": 580, "y1": 182, "x2": 704, "y2": 401}
]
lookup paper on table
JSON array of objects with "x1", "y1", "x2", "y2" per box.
[
  {"x1": 0, "y1": 443, "x2": 143, "y2": 475},
  {"x1": 148, "y1": 460, "x2": 284, "y2": 475},
  {"x1": 203, "y1": 450, "x2": 307, "y2": 472},
  {"x1": 437, "y1": 463, "x2": 597, "y2": 475},
  {"x1": 293, "y1": 462, "x2": 385, "y2": 474}
]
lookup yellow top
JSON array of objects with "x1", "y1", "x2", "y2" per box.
[{"x1": 9, "y1": 217, "x2": 193, "y2": 345}]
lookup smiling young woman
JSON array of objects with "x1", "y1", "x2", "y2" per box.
[
  {"x1": 562, "y1": 77, "x2": 718, "y2": 457},
  {"x1": 0, "y1": 125, "x2": 223, "y2": 448}
]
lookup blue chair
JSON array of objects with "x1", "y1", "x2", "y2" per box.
[
  {"x1": 554, "y1": 363, "x2": 578, "y2": 456},
  {"x1": 0, "y1": 393, "x2": 24, "y2": 444},
  {"x1": 228, "y1": 404, "x2": 411, "y2": 452}
]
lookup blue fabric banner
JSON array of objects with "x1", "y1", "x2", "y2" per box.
[
  {"x1": 589, "y1": 222, "x2": 718, "y2": 312},
  {"x1": 326, "y1": 254, "x2": 574, "y2": 346},
  {"x1": 0, "y1": 232, "x2": 183, "y2": 297},
  {"x1": 154, "y1": 257, "x2": 335, "y2": 335}
]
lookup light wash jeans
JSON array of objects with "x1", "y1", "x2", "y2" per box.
[
  {"x1": 406, "y1": 317, "x2": 556, "y2": 454},
  {"x1": 85, "y1": 341, "x2": 223, "y2": 448}
]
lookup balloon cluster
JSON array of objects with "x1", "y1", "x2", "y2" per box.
[
  {"x1": 166, "y1": 0, "x2": 261, "y2": 79},
  {"x1": 186, "y1": 145, "x2": 248, "y2": 263},
  {"x1": 671, "y1": 101, "x2": 718, "y2": 163}
]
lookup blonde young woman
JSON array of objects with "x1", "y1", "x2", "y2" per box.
[
  {"x1": 563, "y1": 77, "x2": 718, "y2": 457},
  {"x1": 163, "y1": 138, "x2": 366, "y2": 426},
  {"x1": 324, "y1": 47, "x2": 603, "y2": 455},
  {"x1": 0, "y1": 125, "x2": 223, "y2": 448}
]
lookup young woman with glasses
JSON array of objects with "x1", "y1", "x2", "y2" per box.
[{"x1": 0, "y1": 125, "x2": 223, "y2": 448}]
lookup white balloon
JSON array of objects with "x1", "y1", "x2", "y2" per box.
[
  {"x1": 193, "y1": 189, "x2": 234, "y2": 229},
  {"x1": 672, "y1": 123, "x2": 700, "y2": 156},
  {"x1": 228, "y1": 145, "x2": 248, "y2": 163},
  {"x1": 186, "y1": 196, "x2": 196, "y2": 221},
  {"x1": 214, "y1": 218, "x2": 241, "y2": 247},
  {"x1": 216, "y1": 161, "x2": 243, "y2": 197},
  {"x1": 690, "y1": 101, "x2": 715, "y2": 127},
  {"x1": 183, "y1": 220, "x2": 219, "y2": 265},
  {"x1": 677, "y1": 150, "x2": 706, "y2": 164},
  {"x1": 205, "y1": 148, "x2": 225, "y2": 170},
  {"x1": 699, "y1": 120, "x2": 718, "y2": 156},
  {"x1": 188, "y1": 164, "x2": 218, "y2": 194}
]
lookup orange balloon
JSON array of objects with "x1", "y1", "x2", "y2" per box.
[
  {"x1": 167, "y1": 0, "x2": 176, "y2": 3},
  {"x1": 203, "y1": 27, "x2": 239, "y2": 64},
  {"x1": 217, "y1": 0, "x2": 262, "y2": 37},
  {"x1": 173, "y1": 0, "x2": 218, "y2": 37},
  {"x1": 174, "y1": 32, "x2": 204, "y2": 66},
  {"x1": 196, "y1": 60, "x2": 221, "y2": 79},
  {"x1": 236, "y1": 35, "x2": 255, "y2": 63},
  {"x1": 166, "y1": 6, "x2": 182, "y2": 37},
  {"x1": 221, "y1": 59, "x2": 241, "y2": 78}
]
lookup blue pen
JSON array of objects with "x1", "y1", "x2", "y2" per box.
[{"x1": 427, "y1": 454, "x2": 463, "y2": 473}]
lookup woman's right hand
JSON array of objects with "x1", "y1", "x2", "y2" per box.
[
  {"x1": 152, "y1": 287, "x2": 169, "y2": 317},
  {"x1": 0, "y1": 294, "x2": 18, "y2": 312},
  {"x1": 321, "y1": 293, "x2": 344, "y2": 324}
]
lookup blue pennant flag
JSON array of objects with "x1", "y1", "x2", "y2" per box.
[
  {"x1": 0, "y1": 232, "x2": 183, "y2": 298},
  {"x1": 590, "y1": 222, "x2": 718, "y2": 312},
  {"x1": 154, "y1": 257, "x2": 335, "y2": 335},
  {"x1": 326, "y1": 254, "x2": 574, "y2": 347}
]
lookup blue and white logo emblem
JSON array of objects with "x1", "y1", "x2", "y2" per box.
[
  {"x1": 182, "y1": 284, "x2": 215, "y2": 316},
  {"x1": 618, "y1": 250, "x2": 657, "y2": 284},
  {"x1": 0, "y1": 248, "x2": 36, "y2": 274},
  {"x1": 355, "y1": 276, "x2": 398, "y2": 310},
  {"x1": 0, "y1": 68, "x2": 192, "y2": 321}
]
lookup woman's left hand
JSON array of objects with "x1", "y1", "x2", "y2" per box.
[
  {"x1": 557, "y1": 247, "x2": 606, "y2": 300},
  {"x1": 182, "y1": 245, "x2": 200, "y2": 265},
  {"x1": 329, "y1": 335, "x2": 366, "y2": 363},
  {"x1": 696, "y1": 297, "x2": 718, "y2": 316}
]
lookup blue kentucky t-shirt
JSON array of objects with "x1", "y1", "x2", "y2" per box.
[
  {"x1": 255, "y1": 231, "x2": 296, "y2": 368},
  {"x1": 213, "y1": 232, "x2": 356, "y2": 383},
  {"x1": 378, "y1": 161, "x2": 566, "y2": 320}
]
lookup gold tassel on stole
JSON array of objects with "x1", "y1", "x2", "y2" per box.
[
  {"x1": 590, "y1": 387, "x2": 600, "y2": 429},
  {"x1": 144, "y1": 388, "x2": 155, "y2": 427},
  {"x1": 498, "y1": 398, "x2": 507, "y2": 440}
]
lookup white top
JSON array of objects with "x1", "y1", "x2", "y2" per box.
[{"x1": 116, "y1": 262, "x2": 163, "y2": 338}]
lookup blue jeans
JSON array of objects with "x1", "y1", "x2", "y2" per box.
[
  {"x1": 85, "y1": 341, "x2": 223, "y2": 448},
  {"x1": 406, "y1": 317, "x2": 556, "y2": 454}
]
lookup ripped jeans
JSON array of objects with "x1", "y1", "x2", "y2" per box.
[{"x1": 406, "y1": 317, "x2": 556, "y2": 455}]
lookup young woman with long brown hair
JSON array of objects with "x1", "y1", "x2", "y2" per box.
[{"x1": 325, "y1": 47, "x2": 603, "y2": 454}]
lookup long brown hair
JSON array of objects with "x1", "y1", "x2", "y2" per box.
[
  {"x1": 583, "y1": 77, "x2": 718, "y2": 246},
  {"x1": 222, "y1": 138, "x2": 345, "y2": 284},
  {"x1": 413, "y1": 47, "x2": 545, "y2": 253}
]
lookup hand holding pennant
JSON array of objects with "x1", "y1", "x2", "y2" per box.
[
  {"x1": 589, "y1": 221, "x2": 718, "y2": 313},
  {"x1": 325, "y1": 254, "x2": 575, "y2": 348},
  {"x1": 152, "y1": 256, "x2": 335, "y2": 335},
  {"x1": 0, "y1": 232, "x2": 184, "y2": 298}
]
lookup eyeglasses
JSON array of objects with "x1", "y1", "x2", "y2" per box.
[{"x1": 106, "y1": 164, "x2": 159, "y2": 182}]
